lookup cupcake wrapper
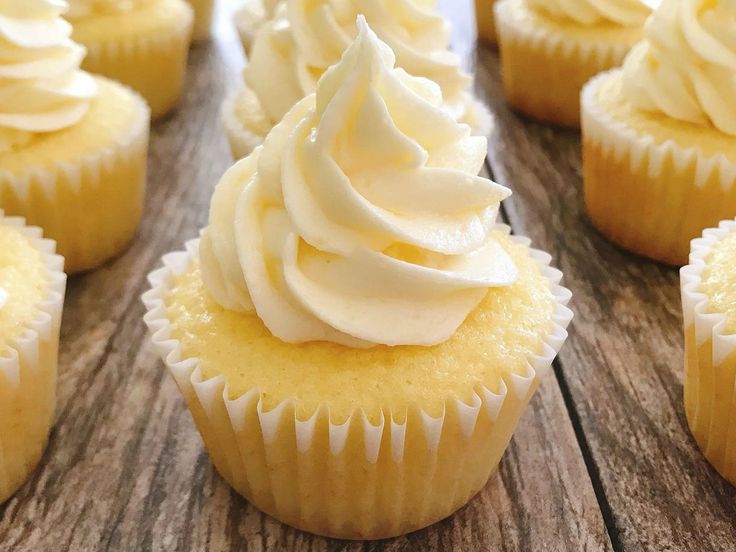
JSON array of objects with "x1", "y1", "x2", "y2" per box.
[
  {"x1": 582, "y1": 71, "x2": 736, "y2": 265},
  {"x1": 80, "y1": 3, "x2": 193, "y2": 119},
  {"x1": 221, "y1": 89, "x2": 266, "y2": 160},
  {"x1": 0, "y1": 90, "x2": 149, "y2": 274},
  {"x1": 681, "y1": 219, "x2": 736, "y2": 485},
  {"x1": 494, "y1": 0, "x2": 637, "y2": 127},
  {"x1": 0, "y1": 212, "x2": 66, "y2": 503},
  {"x1": 142, "y1": 225, "x2": 573, "y2": 539}
]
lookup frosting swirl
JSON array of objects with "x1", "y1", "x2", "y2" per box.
[
  {"x1": 0, "y1": 0, "x2": 97, "y2": 152},
  {"x1": 245, "y1": 0, "x2": 480, "y2": 131},
  {"x1": 66, "y1": 0, "x2": 148, "y2": 18},
  {"x1": 622, "y1": 0, "x2": 736, "y2": 136},
  {"x1": 201, "y1": 19, "x2": 516, "y2": 347},
  {"x1": 527, "y1": 0, "x2": 650, "y2": 26}
]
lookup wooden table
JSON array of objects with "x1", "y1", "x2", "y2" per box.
[{"x1": 2, "y1": 1, "x2": 735, "y2": 550}]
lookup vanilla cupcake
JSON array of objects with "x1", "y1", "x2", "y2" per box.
[
  {"x1": 582, "y1": 0, "x2": 736, "y2": 266},
  {"x1": 495, "y1": 0, "x2": 650, "y2": 127},
  {"x1": 187, "y1": 0, "x2": 215, "y2": 42},
  {"x1": 681, "y1": 219, "x2": 736, "y2": 485},
  {"x1": 67, "y1": 0, "x2": 193, "y2": 119},
  {"x1": 475, "y1": 0, "x2": 498, "y2": 44},
  {"x1": 145, "y1": 20, "x2": 572, "y2": 539},
  {"x1": 224, "y1": 0, "x2": 492, "y2": 159},
  {"x1": 233, "y1": 0, "x2": 277, "y2": 55},
  {"x1": 0, "y1": 211, "x2": 66, "y2": 504},
  {"x1": 0, "y1": 1, "x2": 149, "y2": 274}
]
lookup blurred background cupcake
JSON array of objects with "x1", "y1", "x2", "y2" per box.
[
  {"x1": 145, "y1": 20, "x2": 572, "y2": 539},
  {"x1": 681, "y1": 218, "x2": 736, "y2": 485},
  {"x1": 475, "y1": 0, "x2": 498, "y2": 44},
  {"x1": 495, "y1": 0, "x2": 650, "y2": 127},
  {"x1": 187, "y1": 0, "x2": 215, "y2": 42},
  {"x1": 0, "y1": 0, "x2": 150, "y2": 273},
  {"x1": 0, "y1": 212, "x2": 66, "y2": 504},
  {"x1": 223, "y1": 0, "x2": 492, "y2": 159},
  {"x1": 582, "y1": 0, "x2": 736, "y2": 265},
  {"x1": 67, "y1": 0, "x2": 193, "y2": 119},
  {"x1": 233, "y1": 0, "x2": 277, "y2": 54}
]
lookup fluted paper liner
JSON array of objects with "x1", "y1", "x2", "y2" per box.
[
  {"x1": 79, "y1": 0, "x2": 193, "y2": 119},
  {"x1": 582, "y1": 71, "x2": 736, "y2": 265},
  {"x1": 0, "y1": 212, "x2": 66, "y2": 504},
  {"x1": 0, "y1": 80, "x2": 149, "y2": 274},
  {"x1": 681, "y1": 219, "x2": 736, "y2": 485},
  {"x1": 494, "y1": 0, "x2": 640, "y2": 127},
  {"x1": 142, "y1": 225, "x2": 573, "y2": 539}
]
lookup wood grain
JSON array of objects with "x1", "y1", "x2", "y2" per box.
[
  {"x1": 3, "y1": 0, "x2": 714, "y2": 550},
  {"x1": 476, "y1": 46, "x2": 736, "y2": 551}
]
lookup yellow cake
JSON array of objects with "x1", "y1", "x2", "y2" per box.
[
  {"x1": 145, "y1": 21, "x2": 573, "y2": 539},
  {"x1": 494, "y1": 0, "x2": 648, "y2": 127},
  {"x1": 475, "y1": 0, "x2": 498, "y2": 44},
  {"x1": 0, "y1": 212, "x2": 66, "y2": 504},
  {"x1": 187, "y1": 0, "x2": 215, "y2": 42},
  {"x1": 681, "y1": 219, "x2": 736, "y2": 485},
  {"x1": 68, "y1": 0, "x2": 193, "y2": 119},
  {"x1": 0, "y1": 2, "x2": 150, "y2": 274},
  {"x1": 224, "y1": 0, "x2": 492, "y2": 159},
  {"x1": 582, "y1": 0, "x2": 736, "y2": 266}
]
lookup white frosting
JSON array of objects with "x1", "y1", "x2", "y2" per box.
[
  {"x1": 527, "y1": 0, "x2": 650, "y2": 26},
  {"x1": 245, "y1": 0, "x2": 479, "y2": 129},
  {"x1": 66, "y1": 0, "x2": 148, "y2": 18},
  {"x1": 622, "y1": 0, "x2": 736, "y2": 136},
  {"x1": 0, "y1": 287, "x2": 6, "y2": 311},
  {"x1": 201, "y1": 19, "x2": 516, "y2": 347},
  {"x1": 0, "y1": 0, "x2": 97, "y2": 152}
]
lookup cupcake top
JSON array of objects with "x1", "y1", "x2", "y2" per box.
[
  {"x1": 701, "y1": 227, "x2": 736, "y2": 333},
  {"x1": 622, "y1": 0, "x2": 736, "y2": 136},
  {"x1": 0, "y1": 0, "x2": 97, "y2": 152},
  {"x1": 66, "y1": 0, "x2": 149, "y2": 18},
  {"x1": 246, "y1": 0, "x2": 475, "y2": 127},
  {"x1": 0, "y1": 222, "x2": 50, "y2": 351},
  {"x1": 202, "y1": 18, "x2": 516, "y2": 348},
  {"x1": 526, "y1": 0, "x2": 650, "y2": 26}
]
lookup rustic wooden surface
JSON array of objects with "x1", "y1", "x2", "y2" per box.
[{"x1": 1, "y1": 1, "x2": 733, "y2": 550}]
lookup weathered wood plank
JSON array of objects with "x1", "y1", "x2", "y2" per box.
[
  {"x1": 0, "y1": 4, "x2": 610, "y2": 551},
  {"x1": 476, "y1": 45, "x2": 736, "y2": 551}
]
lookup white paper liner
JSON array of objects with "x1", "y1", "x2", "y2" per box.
[
  {"x1": 494, "y1": 0, "x2": 637, "y2": 65},
  {"x1": 0, "y1": 79, "x2": 149, "y2": 272},
  {"x1": 582, "y1": 71, "x2": 736, "y2": 191},
  {"x1": 0, "y1": 211, "x2": 66, "y2": 502},
  {"x1": 142, "y1": 224, "x2": 572, "y2": 464},
  {"x1": 681, "y1": 218, "x2": 736, "y2": 362},
  {"x1": 221, "y1": 88, "x2": 267, "y2": 160}
]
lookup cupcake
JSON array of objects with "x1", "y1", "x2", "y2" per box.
[
  {"x1": 494, "y1": 0, "x2": 650, "y2": 127},
  {"x1": 681, "y1": 218, "x2": 736, "y2": 485},
  {"x1": 67, "y1": 0, "x2": 193, "y2": 119},
  {"x1": 188, "y1": 0, "x2": 215, "y2": 42},
  {"x1": 233, "y1": 0, "x2": 278, "y2": 55},
  {"x1": 475, "y1": 0, "x2": 497, "y2": 44},
  {"x1": 145, "y1": 20, "x2": 572, "y2": 539},
  {"x1": 582, "y1": 0, "x2": 736, "y2": 266},
  {"x1": 223, "y1": 0, "x2": 493, "y2": 159},
  {"x1": 0, "y1": 1, "x2": 150, "y2": 274},
  {"x1": 0, "y1": 211, "x2": 66, "y2": 504}
]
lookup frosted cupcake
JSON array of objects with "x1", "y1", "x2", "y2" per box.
[
  {"x1": 582, "y1": 0, "x2": 736, "y2": 266},
  {"x1": 0, "y1": 211, "x2": 66, "y2": 504},
  {"x1": 0, "y1": 0, "x2": 150, "y2": 274},
  {"x1": 495, "y1": 0, "x2": 650, "y2": 127},
  {"x1": 145, "y1": 20, "x2": 572, "y2": 539},
  {"x1": 681, "y1": 219, "x2": 736, "y2": 485},
  {"x1": 233, "y1": 0, "x2": 277, "y2": 54},
  {"x1": 476, "y1": 0, "x2": 498, "y2": 44},
  {"x1": 67, "y1": 0, "x2": 193, "y2": 119},
  {"x1": 224, "y1": 0, "x2": 492, "y2": 159},
  {"x1": 187, "y1": 0, "x2": 215, "y2": 42}
]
